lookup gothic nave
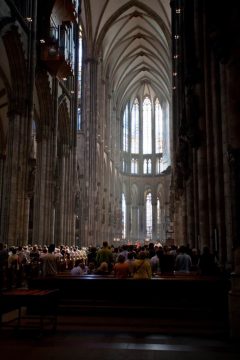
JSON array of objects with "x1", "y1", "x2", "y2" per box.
[
  {"x1": 1, "y1": 0, "x2": 240, "y2": 272},
  {"x1": 1, "y1": 0, "x2": 240, "y2": 347}
]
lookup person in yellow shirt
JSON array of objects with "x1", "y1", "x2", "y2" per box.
[{"x1": 132, "y1": 251, "x2": 152, "y2": 279}]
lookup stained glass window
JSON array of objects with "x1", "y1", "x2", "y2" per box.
[
  {"x1": 155, "y1": 98, "x2": 163, "y2": 153},
  {"x1": 143, "y1": 97, "x2": 152, "y2": 154},
  {"x1": 131, "y1": 99, "x2": 139, "y2": 153},
  {"x1": 123, "y1": 106, "x2": 129, "y2": 152}
]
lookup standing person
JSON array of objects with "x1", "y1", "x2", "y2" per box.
[
  {"x1": 29, "y1": 245, "x2": 40, "y2": 278},
  {"x1": 117, "y1": 244, "x2": 129, "y2": 261},
  {"x1": 96, "y1": 241, "x2": 113, "y2": 271},
  {"x1": 150, "y1": 248, "x2": 161, "y2": 275},
  {"x1": 126, "y1": 251, "x2": 136, "y2": 277},
  {"x1": 114, "y1": 254, "x2": 130, "y2": 278},
  {"x1": 16, "y1": 246, "x2": 27, "y2": 287},
  {"x1": 147, "y1": 242, "x2": 156, "y2": 259},
  {"x1": 132, "y1": 251, "x2": 152, "y2": 279},
  {"x1": 175, "y1": 245, "x2": 192, "y2": 273},
  {"x1": 87, "y1": 246, "x2": 98, "y2": 267},
  {"x1": 7, "y1": 247, "x2": 19, "y2": 288},
  {"x1": 42, "y1": 244, "x2": 58, "y2": 277}
]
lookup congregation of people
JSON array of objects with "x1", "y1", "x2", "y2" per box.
[{"x1": 0, "y1": 240, "x2": 222, "y2": 291}]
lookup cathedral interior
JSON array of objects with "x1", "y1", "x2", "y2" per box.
[
  {"x1": 1, "y1": 0, "x2": 240, "y2": 270},
  {"x1": 1, "y1": 0, "x2": 240, "y2": 355}
]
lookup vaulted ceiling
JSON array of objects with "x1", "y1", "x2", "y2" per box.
[{"x1": 80, "y1": 0, "x2": 172, "y2": 110}]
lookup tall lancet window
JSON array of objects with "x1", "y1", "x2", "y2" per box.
[
  {"x1": 143, "y1": 158, "x2": 152, "y2": 174},
  {"x1": 155, "y1": 98, "x2": 163, "y2": 153},
  {"x1": 156, "y1": 157, "x2": 162, "y2": 174},
  {"x1": 131, "y1": 98, "x2": 139, "y2": 153},
  {"x1": 131, "y1": 158, "x2": 138, "y2": 174},
  {"x1": 146, "y1": 192, "x2": 152, "y2": 239},
  {"x1": 157, "y1": 197, "x2": 161, "y2": 238},
  {"x1": 143, "y1": 97, "x2": 152, "y2": 154},
  {"x1": 123, "y1": 106, "x2": 129, "y2": 152},
  {"x1": 122, "y1": 193, "x2": 127, "y2": 239}
]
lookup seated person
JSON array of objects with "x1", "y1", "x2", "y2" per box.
[
  {"x1": 95, "y1": 261, "x2": 110, "y2": 275},
  {"x1": 70, "y1": 259, "x2": 85, "y2": 276},
  {"x1": 87, "y1": 261, "x2": 96, "y2": 274}
]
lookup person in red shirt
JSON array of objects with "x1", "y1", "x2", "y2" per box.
[{"x1": 114, "y1": 254, "x2": 130, "y2": 278}]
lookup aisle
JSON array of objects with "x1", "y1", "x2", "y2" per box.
[{"x1": 1, "y1": 314, "x2": 239, "y2": 360}]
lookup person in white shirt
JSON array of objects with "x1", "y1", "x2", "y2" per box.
[{"x1": 70, "y1": 259, "x2": 85, "y2": 276}]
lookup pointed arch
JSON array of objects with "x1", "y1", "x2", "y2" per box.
[{"x1": 58, "y1": 97, "x2": 71, "y2": 145}]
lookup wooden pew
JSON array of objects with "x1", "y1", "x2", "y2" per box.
[{"x1": 28, "y1": 274, "x2": 230, "y2": 321}]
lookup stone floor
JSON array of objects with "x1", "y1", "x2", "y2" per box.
[{"x1": 1, "y1": 313, "x2": 239, "y2": 360}]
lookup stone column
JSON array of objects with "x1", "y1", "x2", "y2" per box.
[
  {"x1": 175, "y1": 194, "x2": 187, "y2": 246},
  {"x1": 0, "y1": 154, "x2": 6, "y2": 238},
  {"x1": 138, "y1": 202, "x2": 145, "y2": 243},
  {"x1": 194, "y1": 6, "x2": 210, "y2": 250},
  {"x1": 22, "y1": 196, "x2": 30, "y2": 245},
  {"x1": 32, "y1": 127, "x2": 55, "y2": 246},
  {"x1": 192, "y1": 148, "x2": 199, "y2": 249},
  {"x1": 173, "y1": 200, "x2": 180, "y2": 246},
  {"x1": 160, "y1": 206, "x2": 165, "y2": 243},
  {"x1": 63, "y1": 146, "x2": 70, "y2": 244},
  {"x1": 196, "y1": 116, "x2": 210, "y2": 250},
  {"x1": 186, "y1": 178, "x2": 194, "y2": 248},
  {"x1": 152, "y1": 192, "x2": 157, "y2": 242},
  {"x1": 68, "y1": 150, "x2": 75, "y2": 245},
  {"x1": 1, "y1": 106, "x2": 30, "y2": 246},
  {"x1": 126, "y1": 201, "x2": 131, "y2": 241},
  {"x1": 221, "y1": 65, "x2": 235, "y2": 268},
  {"x1": 202, "y1": 28, "x2": 216, "y2": 253},
  {"x1": 131, "y1": 206, "x2": 138, "y2": 242},
  {"x1": 54, "y1": 149, "x2": 66, "y2": 246},
  {"x1": 210, "y1": 53, "x2": 226, "y2": 263},
  {"x1": 223, "y1": 64, "x2": 240, "y2": 258},
  {"x1": 84, "y1": 58, "x2": 98, "y2": 246},
  {"x1": 228, "y1": 247, "x2": 240, "y2": 338}
]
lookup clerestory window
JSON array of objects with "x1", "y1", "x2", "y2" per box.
[
  {"x1": 131, "y1": 99, "x2": 139, "y2": 153},
  {"x1": 143, "y1": 97, "x2": 152, "y2": 154},
  {"x1": 131, "y1": 158, "x2": 138, "y2": 174},
  {"x1": 122, "y1": 96, "x2": 168, "y2": 175}
]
